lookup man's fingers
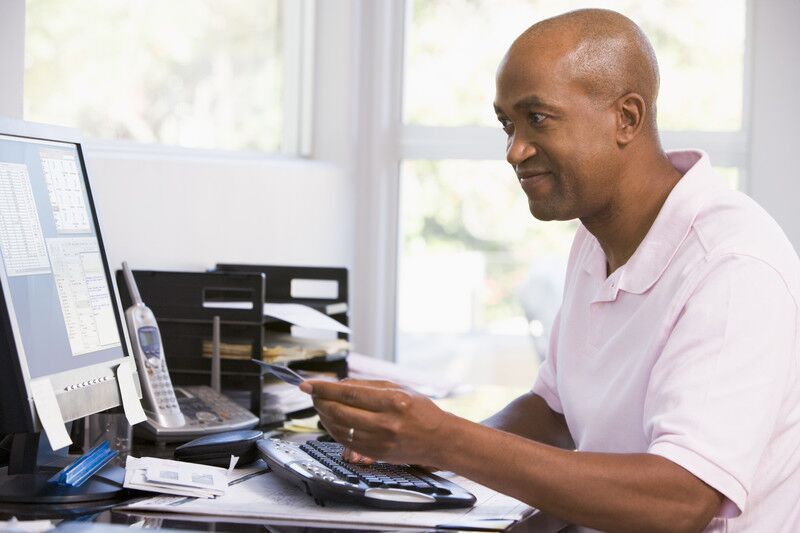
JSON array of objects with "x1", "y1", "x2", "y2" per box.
[
  {"x1": 317, "y1": 415, "x2": 380, "y2": 454},
  {"x1": 341, "y1": 377, "x2": 405, "y2": 390},
  {"x1": 342, "y1": 448, "x2": 376, "y2": 464},
  {"x1": 314, "y1": 400, "x2": 385, "y2": 445},
  {"x1": 313, "y1": 397, "x2": 386, "y2": 430},
  {"x1": 305, "y1": 380, "x2": 410, "y2": 412}
]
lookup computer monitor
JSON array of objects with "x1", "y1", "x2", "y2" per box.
[{"x1": 0, "y1": 118, "x2": 135, "y2": 503}]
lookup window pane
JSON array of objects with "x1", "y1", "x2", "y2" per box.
[
  {"x1": 25, "y1": 0, "x2": 283, "y2": 152},
  {"x1": 404, "y1": 0, "x2": 745, "y2": 132},
  {"x1": 397, "y1": 160, "x2": 577, "y2": 386}
]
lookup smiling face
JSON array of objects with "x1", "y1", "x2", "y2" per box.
[
  {"x1": 494, "y1": 10, "x2": 660, "y2": 223},
  {"x1": 495, "y1": 41, "x2": 622, "y2": 222}
]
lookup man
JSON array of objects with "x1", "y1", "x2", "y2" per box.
[{"x1": 299, "y1": 9, "x2": 800, "y2": 532}]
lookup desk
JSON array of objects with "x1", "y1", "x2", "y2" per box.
[
  {"x1": 0, "y1": 503, "x2": 566, "y2": 532},
  {"x1": 434, "y1": 385, "x2": 529, "y2": 422},
  {"x1": 0, "y1": 386, "x2": 568, "y2": 532}
]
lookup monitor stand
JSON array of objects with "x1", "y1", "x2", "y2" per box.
[{"x1": 0, "y1": 433, "x2": 126, "y2": 504}]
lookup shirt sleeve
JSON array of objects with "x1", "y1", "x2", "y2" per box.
[
  {"x1": 644, "y1": 255, "x2": 796, "y2": 518},
  {"x1": 532, "y1": 307, "x2": 564, "y2": 413}
]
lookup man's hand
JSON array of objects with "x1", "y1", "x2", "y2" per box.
[
  {"x1": 328, "y1": 378, "x2": 406, "y2": 465},
  {"x1": 299, "y1": 378, "x2": 452, "y2": 467}
]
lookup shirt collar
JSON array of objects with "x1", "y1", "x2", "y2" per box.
[{"x1": 582, "y1": 150, "x2": 724, "y2": 296}]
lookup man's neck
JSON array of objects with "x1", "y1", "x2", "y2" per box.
[{"x1": 582, "y1": 152, "x2": 683, "y2": 276}]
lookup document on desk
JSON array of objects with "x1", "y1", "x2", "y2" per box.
[
  {"x1": 124, "y1": 456, "x2": 230, "y2": 498},
  {"x1": 120, "y1": 468, "x2": 534, "y2": 529},
  {"x1": 262, "y1": 303, "x2": 351, "y2": 334}
]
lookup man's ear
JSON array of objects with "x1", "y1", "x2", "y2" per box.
[{"x1": 615, "y1": 92, "x2": 646, "y2": 146}]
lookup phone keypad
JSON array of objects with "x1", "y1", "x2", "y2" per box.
[
  {"x1": 148, "y1": 366, "x2": 179, "y2": 412},
  {"x1": 176, "y1": 386, "x2": 257, "y2": 428}
]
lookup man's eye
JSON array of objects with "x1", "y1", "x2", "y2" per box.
[
  {"x1": 529, "y1": 112, "x2": 548, "y2": 125},
  {"x1": 499, "y1": 119, "x2": 513, "y2": 135}
]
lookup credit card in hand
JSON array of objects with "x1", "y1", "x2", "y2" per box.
[{"x1": 251, "y1": 359, "x2": 306, "y2": 386}]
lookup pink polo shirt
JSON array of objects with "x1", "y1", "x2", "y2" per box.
[{"x1": 532, "y1": 150, "x2": 800, "y2": 532}]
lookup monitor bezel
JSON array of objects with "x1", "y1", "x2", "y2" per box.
[{"x1": 0, "y1": 117, "x2": 134, "y2": 434}]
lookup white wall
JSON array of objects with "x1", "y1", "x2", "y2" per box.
[
  {"x1": 86, "y1": 151, "x2": 353, "y2": 273},
  {"x1": 747, "y1": 0, "x2": 800, "y2": 249},
  {"x1": 0, "y1": 0, "x2": 24, "y2": 119}
]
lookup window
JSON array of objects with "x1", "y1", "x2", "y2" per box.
[
  {"x1": 404, "y1": 0, "x2": 746, "y2": 131},
  {"x1": 396, "y1": 0, "x2": 749, "y2": 386},
  {"x1": 24, "y1": 0, "x2": 306, "y2": 153},
  {"x1": 398, "y1": 160, "x2": 576, "y2": 387}
]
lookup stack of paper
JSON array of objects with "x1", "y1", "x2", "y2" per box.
[
  {"x1": 124, "y1": 456, "x2": 229, "y2": 499},
  {"x1": 121, "y1": 468, "x2": 536, "y2": 530},
  {"x1": 262, "y1": 303, "x2": 350, "y2": 334},
  {"x1": 282, "y1": 414, "x2": 324, "y2": 434},
  {"x1": 262, "y1": 381, "x2": 314, "y2": 419},
  {"x1": 201, "y1": 335, "x2": 351, "y2": 363},
  {"x1": 347, "y1": 352, "x2": 470, "y2": 399}
]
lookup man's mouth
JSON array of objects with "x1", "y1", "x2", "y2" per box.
[{"x1": 518, "y1": 171, "x2": 551, "y2": 185}]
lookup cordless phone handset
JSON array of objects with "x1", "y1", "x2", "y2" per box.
[{"x1": 122, "y1": 262, "x2": 186, "y2": 429}]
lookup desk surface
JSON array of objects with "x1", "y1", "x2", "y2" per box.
[
  {"x1": 1, "y1": 385, "x2": 567, "y2": 532},
  {"x1": 434, "y1": 385, "x2": 528, "y2": 422},
  {"x1": 0, "y1": 504, "x2": 565, "y2": 532}
]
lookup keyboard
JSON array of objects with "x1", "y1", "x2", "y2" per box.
[{"x1": 256, "y1": 438, "x2": 477, "y2": 510}]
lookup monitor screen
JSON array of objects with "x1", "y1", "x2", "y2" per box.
[{"x1": 0, "y1": 133, "x2": 125, "y2": 381}]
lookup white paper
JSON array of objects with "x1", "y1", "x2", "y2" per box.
[
  {"x1": 124, "y1": 456, "x2": 228, "y2": 498},
  {"x1": 145, "y1": 465, "x2": 225, "y2": 493},
  {"x1": 227, "y1": 456, "x2": 239, "y2": 477},
  {"x1": 29, "y1": 378, "x2": 71, "y2": 450},
  {"x1": 347, "y1": 352, "x2": 469, "y2": 399},
  {"x1": 121, "y1": 468, "x2": 533, "y2": 529},
  {"x1": 0, "y1": 517, "x2": 55, "y2": 532},
  {"x1": 116, "y1": 359, "x2": 147, "y2": 425},
  {"x1": 125, "y1": 466, "x2": 214, "y2": 498},
  {"x1": 263, "y1": 303, "x2": 350, "y2": 334}
]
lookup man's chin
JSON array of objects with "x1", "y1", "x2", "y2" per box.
[{"x1": 528, "y1": 199, "x2": 572, "y2": 222}]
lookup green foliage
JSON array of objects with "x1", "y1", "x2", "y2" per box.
[{"x1": 25, "y1": 0, "x2": 283, "y2": 151}]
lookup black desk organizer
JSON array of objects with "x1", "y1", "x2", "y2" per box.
[
  {"x1": 115, "y1": 265, "x2": 349, "y2": 425},
  {"x1": 215, "y1": 264, "x2": 349, "y2": 378}
]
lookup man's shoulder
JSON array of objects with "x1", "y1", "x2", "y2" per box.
[{"x1": 690, "y1": 188, "x2": 800, "y2": 289}]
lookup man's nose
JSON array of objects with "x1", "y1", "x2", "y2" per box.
[{"x1": 506, "y1": 134, "x2": 537, "y2": 166}]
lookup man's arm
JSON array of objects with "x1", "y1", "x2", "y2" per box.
[
  {"x1": 303, "y1": 381, "x2": 722, "y2": 533},
  {"x1": 444, "y1": 413, "x2": 722, "y2": 533},
  {"x1": 482, "y1": 391, "x2": 574, "y2": 449}
]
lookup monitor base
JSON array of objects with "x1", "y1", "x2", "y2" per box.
[{"x1": 0, "y1": 463, "x2": 126, "y2": 504}]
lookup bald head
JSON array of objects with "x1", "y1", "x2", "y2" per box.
[{"x1": 504, "y1": 9, "x2": 660, "y2": 130}]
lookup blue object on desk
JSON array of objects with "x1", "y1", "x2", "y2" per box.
[{"x1": 47, "y1": 441, "x2": 118, "y2": 488}]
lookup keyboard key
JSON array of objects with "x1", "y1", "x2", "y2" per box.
[{"x1": 298, "y1": 439, "x2": 461, "y2": 496}]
